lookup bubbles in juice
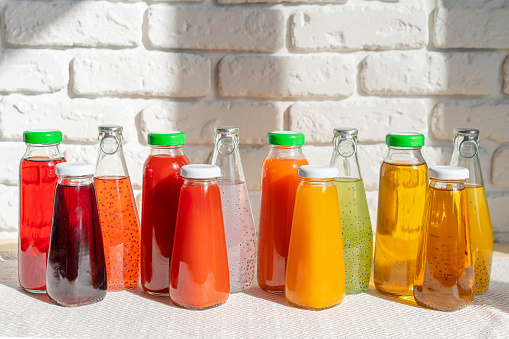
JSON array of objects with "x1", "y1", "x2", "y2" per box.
[
  {"x1": 374, "y1": 161, "x2": 428, "y2": 296},
  {"x1": 218, "y1": 181, "x2": 256, "y2": 293},
  {"x1": 335, "y1": 178, "x2": 372, "y2": 294},
  {"x1": 94, "y1": 176, "x2": 140, "y2": 291},
  {"x1": 466, "y1": 184, "x2": 493, "y2": 295}
]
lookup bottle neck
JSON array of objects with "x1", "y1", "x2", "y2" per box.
[
  {"x1": 267, "y1": 145, "x2": 306, "y2": 160},
  {"x1": 183, "y1": 178, "x2": 218, "y2": 186},
  {"x1": 300, "y1": 177, "x2": 335, "y2": 188},
  {"x1": 95, "y1": 131, "x2": 129, "y2": 178},
  {"x1": 450, "y1": 136, "x2": 483, "y2": 186},
  {"x1": 23, "y1": 143, "x2": 64, "y2": 161},
  {"x1": 330, "y1": 135, "x2": 361, "y2": 179},
  {"x1": 429, "y1": 178, "x2": 465, "y2": 191},
  {"x1": 384, "y1": 146, "x2": 426, "y2": 165},
  {"x1": 57, "y1": 174, "x2": 94, "y2": 186},
  {"x1": 149, "y1": 145, "x2": 185, "y2": 157},
  {"x1": 211, "y1": 133, "x2": 245, "y2": 183}
]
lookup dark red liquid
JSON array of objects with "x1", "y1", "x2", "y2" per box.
[
  {"x1": 141, "y1": 154, "x2": 189, "y2": 294},
  {"x1": 46, "y1": 183, "x2": 107, "y2": 306},
  {"x1": 19, "y1": 157, "x2": 65, "y2": 292}
]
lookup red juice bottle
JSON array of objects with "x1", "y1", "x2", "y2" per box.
[
  {"x1": 141, "y1": 131, "x2": 189, "y2": 296},
  {"x1": 170, "y1": 165, "x2": 230, "y2": 309},
  {"x1": 46, "y1": 162, "x2": 107, "y2": 307},
  {"x1": 19, "y1": 129, "x2": 65, "y2": 293}
]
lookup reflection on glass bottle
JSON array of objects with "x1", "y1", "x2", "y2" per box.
[
  {"x1": 211, "y1": 127, "x2": 256, "y2": 293},
  {"x1": 94, "y1": 125, "x2": 140, "y2": 291},
  {"x1": 449, "y1": 128, "x2": 493, "y2": 295},
  {"x1": 329, "y1": 128, "x2": 372, "y2": 294}
]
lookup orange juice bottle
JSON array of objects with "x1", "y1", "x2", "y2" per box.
[
  {"x1": 257, "y1": 131, "x2": 308, "y2": 294},
  {"x1": 449, "y1": 128, "x2": 493, "y2": 295},
  {"x1": 374, "y1": 133, "x2": 428, "y2": 296},
  {"x1": 414, "y1": 166, "x2": 473, "y2": 311},
  {"x1": 286, "y1": 165, "x2": 345, "y2": 310}
]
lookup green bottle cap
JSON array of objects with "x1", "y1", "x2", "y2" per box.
[
  {"x1": 148, "y1": 131, "x2": 186, "y2": 146},
  {"x1": 23, "y1": 129, "x2": 63, "y2": 144},
  {"x1": 386, "y1": 133, "x2": 425, "y2": 147},
  {"x1": 267, "y1": 131, "x2": 305, "y2": 146}
]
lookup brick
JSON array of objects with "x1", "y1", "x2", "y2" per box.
[
  {"x1": 289, "y1": 100, "x2": 428, "y2": 143},
  {"x1": 72, "y1": 51, "x2": 210, "y2": 98},
  {"x1": 147, "y1": 6, "x2": 284, "y2": 52},
  {"x1": 360, "y1": 52, "x2": 499, "y2": 96},
  {"x1": 0, "y1": 185, "x2": 18, "y2": 232},
  {"x1": 0, "y1": 96, "x2": 135, "y2": 143},
  {"x1": 4, "y1": 1, "x2": 145, "y2": 48},
  {"x1": 431, "y1": 101, "x2": 509, "y2": 142},
  {"x1": 434, "y1": 0, "x2": 509, "y2": 49},
  {"x1": 0, "y1": 50, "x2": 68, "y2": 93},
  {"x1": 140, "y1": 101, "x2": 283, "y2": 144},
  {"x1": 291, "y1": 5, "x2": 426, "y2": 51},
  {"x1": 488, "y1": 193, "x2": 509, "y2": 234},
  {"x1": 219, "y1": 0, "x2": 346, "y2": 3},
  {"x1": 504, "y1": 56, "x2": 509, "y2": 95},
  {"x1": 0, "y1": 142, "x2": 26, "y2": 186},
  {"x1": 218, "y1": 55, "x2": 354, "y2": 99},
  {"x1": 492, "y1": 145, "x2": 509, "y2": 188}
]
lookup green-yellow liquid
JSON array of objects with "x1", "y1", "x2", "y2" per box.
[{"x1": 335, "y1": 178, "x2": 373, "y2": 294}]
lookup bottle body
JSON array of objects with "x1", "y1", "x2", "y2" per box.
[
  {"x1": 257, "y1": 145, "x2": 308, "y2": 293},
  {"x1": 170, "y1": 176, "x2": 229, "y2": 309},
  {"x1": 374, "y1": 144, "x2": 428, "y2": 296},
  {"x1": 46, "y1": 171, "x2": 107, "y2": 307},
  {"x1": 19, "y1": 140, "x2": 65, "y2": 293},
  {"x1": 414, "y1": 176, "x2": 473, "y2": 311},
  {"x1": 141, "y1": 146, "x2": 189, "y2": 295}
]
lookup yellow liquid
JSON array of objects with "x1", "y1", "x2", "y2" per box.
[
  {"x1": 374, "y1": 161, "x2": 428, "y2": 296},
  {"x1": 466, "y1": 184, "x2": 493, "y2": 295},
  {"x1": 414, "y1": 186, "x2": 473, "y2": 311},
  {"x1": 285, "y1": 184, "x2": 346, "y2": 310}
]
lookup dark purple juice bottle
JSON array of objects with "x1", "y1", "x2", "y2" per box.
[{"x1": 46, "y1": 162, "x2": 107, "y2": 307}]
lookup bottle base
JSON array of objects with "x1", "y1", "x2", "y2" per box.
[
  {"x1": 22, "y1": 287, "x2": 46, "y2": 294},
  {"x1": 145, "y1": 290, "x2": 169, "y2": 297},
  {"x1": 345, "y1": 287, "x2": 369, "y2": 295},
  {"x1": 172, "y1": 300, "x2": 227, "y2": 310},
  {"x1": 108, "y1": 285, "x2": 137, "y2": 292},
  {"x1": 287, "y1": 300, "x2": 340, "y2": 311},
  {"x1": 230, "y1": 283, "x2": 253, "y2": 294},
  {"x1": 375, "y1": 285, "x2": 412, "y2": 297},
  {"x1": 260, "y1": 288, "x2": 284, "y2": 295},
  {"x1": 49, "y1": 294, "x2": 106, "y2": 307},
  {"x1": 414, "y1": 297, "x2": 470, "y2": 312}
]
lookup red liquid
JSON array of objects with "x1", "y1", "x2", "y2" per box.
[
  {"x1": 141, "y1": 154, "x2": 189, "y2": 295},
  {"x1": 46, "y1": 183, "x2": 107, "y2": 306},
  {"x1": 170, "y1": 183, "x2": 229, "y2": 309},
  {"x1": 19, "y1": 157, "x2": 65, "y2": 292}
]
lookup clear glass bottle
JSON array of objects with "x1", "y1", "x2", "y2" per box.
[
  {"x1": 257, "y1": 131, "x2": 309, "y2": 294},
  {"x1": 170, "y1": 164, "x2": 230, "y2": 309},
  {"x1": 414, "y1": 166, "x2": 473, "y2": 311},
  {"x1": 141, "y1": 131, "x2": 190, "y2": 296},
  {"x1": 211, "y1": 127, "x2": 256, "y2": 293},
  {"x1": 286, "y1": 165, "x2": 346, "y2": 310},
  {"x1": 19, "y1": 129, "x2": 66, "y2": 293},
  {"x1": 329, "y1": 128, "x2": 373, "y2": 294},
  {"x1": 46, "y1": 162, "x2": 107, "y2": 307},
  {"x1": 449, "y1": 128, "x2": 493, "y2": 295},
  {"x1": 374, "y1": 133, "x2": 428, "y2": 296},
  {"x1": 94, "y1": 125, "x2": 140, "y2": 291}
]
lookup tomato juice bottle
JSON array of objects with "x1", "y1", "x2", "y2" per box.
[
  {"x1": 141, "y1": 131, "x2": 189, "y2": 296},
  {"x1": 19, "y1": 129, "x2": 65, "y2": 293}
]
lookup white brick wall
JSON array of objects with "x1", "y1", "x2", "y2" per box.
[{"x1": 0, "y1": 0, "x2": 508, "y2": 242}]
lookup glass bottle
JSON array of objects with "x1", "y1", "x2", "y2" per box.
[
  {"x1": 330, "y1": 128, "x2": 373, "y2": 294},
  {"x1": 374, "y1": 133, "x2": 428, "y2": 296},
  {"x1": 414, "y1": 166, "x2": 473, "y2": 311},
  {"x1": 141, "y1": 131, "x2": 190, "y2": 296},
  {"x1": 46, "y1": 162, "x2": 107, "y2": 307},
  {"x1": 19, "y1": 129, "x2": 65, "y2": 293},
  {"x1": 285, "y1": 165, "x2": 346, "y2": 310},
  {"x1": 169, "y1": 164, "x2": 229, "y2": 309},
  {"x1": 94, "y1": 125, "x2": 140, "y2": 291},
  {"x1": 257, "y1": 131, "x2": 309, "y2": 294},
  {"x1": 449, "y1": 128, "x2": 493, "y2": 295},
  {"x1": 211, "y1": 127, "x2": 256, "y2": 293}
]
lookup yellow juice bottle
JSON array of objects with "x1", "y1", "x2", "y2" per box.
[
  {"x1": 285, "y1": 165, "x2": 346, "y2": 310},
  {"x1": 374, "y1": 133, "x2": 428, "y2": 296}
]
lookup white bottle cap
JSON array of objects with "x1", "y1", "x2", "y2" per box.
[
  {"x1": 429, "y1": 166, "x2": 469, "y2": 180},
  {"x1": 298, "y1": 165, "x2": 338, "y2": 179},
  {"x1": 180, "y1": 164, "x2": 221, "y2": 179},
  {"x1": 55, "y1": 162, "x2": 96, "y2": 176}
]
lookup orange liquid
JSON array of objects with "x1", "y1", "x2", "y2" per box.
[
  {"x1": 257, "y1": 157, "x2": 308, "y2": 293},
  {"x1": 94, "y1": 176, "x2": 140, "y2": 291},
  {"x1": 414, "y1": 186, "x2": 473, "y2": 311},
  {"x1": 374, "y1": 161, "x2": 428, "y2": 296},
  {"x1": 285, "y1": 183, "x2": 346, "y2": 309}
]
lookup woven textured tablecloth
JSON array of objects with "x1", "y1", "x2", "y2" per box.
[{"x1": 1, "y1": 253, "x2": 508, "y2": 338}]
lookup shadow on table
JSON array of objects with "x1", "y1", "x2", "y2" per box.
[
  {"x1": 244, "y1": 285, "x2": 289, "y2": 307},
  {"x1": 127, "y1": 285, "x2": 179, "y2": 308},
  {"x1": 474, "y1": 280, "x2": 509, "y2": 314},
  {"x1": 364, "y1": 286, "x2": 429, "y2": 310}
]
